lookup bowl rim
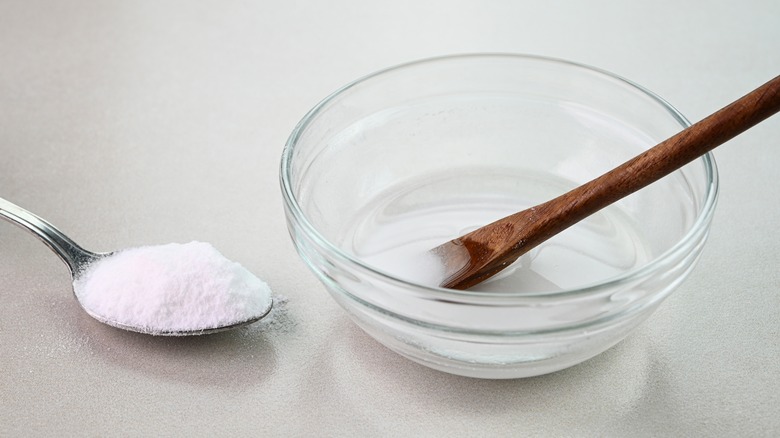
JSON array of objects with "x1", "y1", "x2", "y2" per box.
[{"x1": 280, "y1": 53, "x2": 719, "y2": 300}]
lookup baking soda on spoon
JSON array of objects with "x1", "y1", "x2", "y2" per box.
[{"x1": 73, "y1": 241, "x2": 273, "y2": 335}]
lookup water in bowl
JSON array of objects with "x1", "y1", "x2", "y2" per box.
[{"x1": 342, "y1": 170, "x2": 654, "y2": 292}]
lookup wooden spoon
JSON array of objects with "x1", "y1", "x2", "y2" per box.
[{"x1": 433, "y1": 75, "x2": 780, "y2": 290}]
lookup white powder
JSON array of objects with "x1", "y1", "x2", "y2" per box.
[{"x1": 73, "y1": 241, "x2": 273, "y2": 335}]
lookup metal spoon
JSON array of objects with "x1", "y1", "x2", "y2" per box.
[
  {"x1": 0, "y1": 197, "x2": 272, "y2": 335},
  {"x1": 433, "y1": 75, "x2": 780, "y2": 290}
]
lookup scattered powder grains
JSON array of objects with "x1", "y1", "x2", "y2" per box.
[{"x1": 73, "y1": 241, "x2": 272, "y2": 334}]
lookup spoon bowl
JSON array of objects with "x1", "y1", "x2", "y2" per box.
[{"x1": 0, "y1": 198, "x2": 272, "y2": 335}]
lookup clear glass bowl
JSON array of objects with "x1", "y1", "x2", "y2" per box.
[{"x1": 280, "y1": 54, "x2": 718, "y2": 378}]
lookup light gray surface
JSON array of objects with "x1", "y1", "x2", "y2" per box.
[{"x1": 1, "y1": 0, "x2": 778, "y2": 436}]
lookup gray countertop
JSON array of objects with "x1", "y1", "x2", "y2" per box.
[{"x1": 1, "y1": 1, "x2": 778, "y2": 436}]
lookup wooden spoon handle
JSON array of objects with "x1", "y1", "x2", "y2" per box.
[
  {"x1": 527, "y1": 75, "x2": 780, "y2": 243},
  {"x1": 440, "y1": 75, "x2": 780, "y2": 290}
]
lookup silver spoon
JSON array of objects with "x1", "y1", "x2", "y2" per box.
[{"x1": 0, "y1": 197, "x2": 272, "y2": 335}]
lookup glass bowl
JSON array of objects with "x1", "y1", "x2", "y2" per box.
[{"x1": 280, "y1": 54, "x2": 718, "y2": 378}]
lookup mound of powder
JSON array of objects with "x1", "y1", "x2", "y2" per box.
[{"x1": 73, "y1": 241, "x2": 272, "y2": 334}]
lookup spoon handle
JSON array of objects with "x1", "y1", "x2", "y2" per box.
[
  {"x1": 440, "y1": 75, "x2": 780, "y2": 289},
  {"x1": 526, "y1": 75, "x2": 780, "y2": 243},
  {"x1": 0, "y1": 197, "x2": 98, "y2": 275}
]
